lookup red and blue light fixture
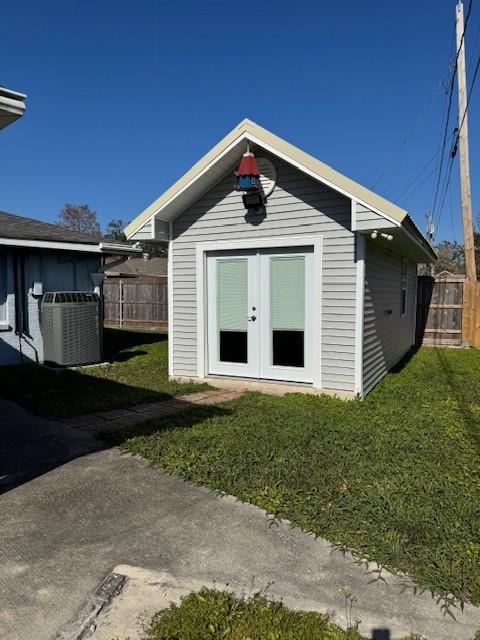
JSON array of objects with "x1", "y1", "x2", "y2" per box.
[{"x1": 234, "y1": 143, "x2": 265, "y2": 209}]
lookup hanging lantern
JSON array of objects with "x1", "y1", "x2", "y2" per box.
[
  {"x1": 234, "y1": 145, "x2": 261, "y2": 192},
  {"x1": 234, "y1": 144, "x2": 265, "y2": 209}
]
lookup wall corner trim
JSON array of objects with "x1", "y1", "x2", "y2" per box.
[
  {"x1": 354, "y1": 233, "x2": 365, "y2": 397},
  {"x1": 351, "y1": 199, "x2": 357, "y2": 232}
]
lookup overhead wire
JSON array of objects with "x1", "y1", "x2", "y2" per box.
[
  {"x1": 452, "y1": 49, "x2": 480, "y2": 146},
  {"x1": 431, "y1": 0, "x2": 473, "y2": 222},
  {"x1": 370, "y1": 85, "x2": 444, "y2": 190},
  {"x1": 395, "y1": 132, "x2": 454, "y2": 204},
  {"x1": 435, "y1": 6, "x2": 480, "y2": 240}
]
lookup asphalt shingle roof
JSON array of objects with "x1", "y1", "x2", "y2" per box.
[
  {"x1": 105, "y1": 256, "x2": 167, "y2": 277},
  {"x1": 0, "y1": 210, "x2": 102, "y2": 244}
]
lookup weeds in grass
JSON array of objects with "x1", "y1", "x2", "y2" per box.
[
  {"x1": 141, "y1": 588, "x2": 436, "y2": 639},
  {"x1": 143, "y1": 588, "x2": 363, "y2": 639},
  {"x1": 110, "y1": 348, "x2": 480, "y2": 610}
]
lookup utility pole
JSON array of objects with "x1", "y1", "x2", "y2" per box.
[
  {"x1": 456, "y1": 0, "x2": 477, "y2": 281},
  {"x1": 426, "y1": 212, "x2": 435, "y2": 244},
  {"x1": 426, "y1": 212, "x2": 435, "y2": 275}
]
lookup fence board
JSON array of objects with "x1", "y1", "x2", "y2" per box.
[
  {"x1": 103, "y1": 278, "x2": 168, "y2": 329},
  {"x1": 416, "y1": 276, "x2": 464, "y2": 346},
  {"x1": 416, "y1": 276, "x2": 480, "y2": 348},
  {"x1": 463, "y1": 281, "x2": 480, "y2": 347}
]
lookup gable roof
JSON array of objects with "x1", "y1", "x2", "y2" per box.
[
  {"x1": 125, "y1": 119, "x2": 436, "y2": 262},
  {"x1": 125, "y1": 118, "x2": 410, "y2": 239},
  {"x1": 0, "y1": 210, "x2": 140, "y2": 255}
]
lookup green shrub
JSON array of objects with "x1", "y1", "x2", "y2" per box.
[{"x1": 144, "y1": 588, "x2": 364, "y2": 640}]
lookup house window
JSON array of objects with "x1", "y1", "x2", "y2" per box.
[
  {"x1": 0, "y1": 253, "x2": 7, "y2": 324},
  {"x1": 400, "y1": 258, "x2": 408, "y2": 316}
]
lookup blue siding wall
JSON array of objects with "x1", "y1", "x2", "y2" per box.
[{"x1": 0, "y1": 250, "x2": 101, "y2": 365}]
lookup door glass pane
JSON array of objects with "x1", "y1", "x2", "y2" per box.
[
  {"x1": 217, "y1": 259, "x2": 248, "y2": 363},
  {"x1": 271, "y1": 256, "x2": 305, "y2": 367}
]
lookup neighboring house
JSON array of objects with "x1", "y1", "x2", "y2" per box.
[
  {"x1": 103, "y1": 256, "x2": 168, "y2": 329},
  {"x1": 104, "y1": 255, "x2": 167, "y2": 279},
  {"x1": 0, "y1": 85, "x2": 26, "y2": 130},
  {"x1": 125, "y1": 119, "x2": 436, "y2": 397},
  {"x1": 0, "y1": 211, "x2": 139, "y2": 365}
]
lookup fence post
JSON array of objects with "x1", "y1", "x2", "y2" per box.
[
  {"x1": 463, "y1": 281, "x2": 480, "y2": 347},
  {"x1": 119, "y1": 279, "x2": 123, "y2": 328}
]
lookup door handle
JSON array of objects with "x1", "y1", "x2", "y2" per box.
[{"x1": 248, "y1": 315, "x2": 257, "y2": 322}]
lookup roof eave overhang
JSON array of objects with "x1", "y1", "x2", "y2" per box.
[
  {"x1": 0, "y1": 89, "x2": 27, "y2": 131},
  {"x1": 125, "y1": 119, "x2": 431, "y2": 251},
  {"x1": 0, "y1": 237, "x2": 142, "y2": 255},
  {"x1": 360, "y1": 223, "x2": 437, "y2": 264}
]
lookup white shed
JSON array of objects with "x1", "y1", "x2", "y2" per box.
[{"x1": 126, "y1": 120, "x2": 436, "y2": 397}]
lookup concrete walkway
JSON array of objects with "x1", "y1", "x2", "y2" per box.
[
  {"x1": 1, "y1": 400, "x2": 480, "y2": 640},
  {"x1": 60, "y1": 390, "x2": 244, "y2": 436}
]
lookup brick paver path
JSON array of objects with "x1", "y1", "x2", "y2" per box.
[{"x1": 61, "y1": 390, "x2": 243, "y2": 436}]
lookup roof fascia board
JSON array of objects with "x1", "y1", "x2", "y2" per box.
[
  {"x1": 125, "y1": 129, "x2": 250, "y2": 238},
  {"x1": 99, "y1": 241, "x2": 142, "y2": 254},
  {"x1": 125, "y1": 120, "x2": 427, "y2": 245},
  {"x1": 400, "y1": 224, "x2": 437, "y2": 263},
  {"x1": 246, "y1": 132, "x2": 402, "y2": 229},
  {"x1": 127, "y1": 127, "x2": 402, "y2": 238},
  {"x1": 0, "y1": 237, "x2": 140, "y2": 255}
]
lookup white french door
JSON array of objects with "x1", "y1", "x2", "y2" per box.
[{"x1": 207, "y1": 247, "x2": 314, "y2": 383}]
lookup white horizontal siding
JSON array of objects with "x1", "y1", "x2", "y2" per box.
[
  {"x1": 356, "y1": 203, "x2": 394, "y2": 231},
  {"x1": 363, "y1": 241, "x2": 417, "y2": 394},
  {"x1": 128, "y1": 219, "x2": 152, "y2": 241},
  {"x1": 171, "y1": 155, "x2": 357, "y2": 392}
]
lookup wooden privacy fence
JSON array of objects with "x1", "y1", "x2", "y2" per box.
[
  {"x1": 103, "y1": 277, "x2": 168, "y2": 329},
  {"x1": 416, "y1": 275, "x2": 480, "y2": 347}
]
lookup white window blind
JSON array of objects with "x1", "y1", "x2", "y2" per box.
[
  {"x1": 271, "y1": 256, "x2": 305, "y2": 331},
  {"x1": 217, "y1": 259, "x2": 248, "y2": 331}
]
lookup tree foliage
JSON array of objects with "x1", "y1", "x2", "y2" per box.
[
  {"x1": 104, "y1": 218, "x2": 127, "y2": 241},
  {"x1": 420, "y1": 217, "x2": 480, "y2": 277},
  {"x1": 140, "y1": 240, "x2": 168, "y2": 257},
  {"x1": 57, "y1": 204, "x2": 100, "y2": 236},
  {"x1": 433, "y1": 240, "x2": 466, "y2": 275}
]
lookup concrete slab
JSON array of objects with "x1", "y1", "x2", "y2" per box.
[
  {"x1": 1, "y1": 400, "x2": 480, "y2": 640},
  {"x1": 172, "y1": 375, "x2": 357, "y2": 399},
  {"x1": 88, "y1": 566, "x2": 235, "y2": 640}
]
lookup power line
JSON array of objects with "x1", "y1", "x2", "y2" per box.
[
  {"x1": 435, "y1": 12, "x2": 480, "y2": 241},
  {"x1": 398, "y1": 166, "x2": 438, "y2": 207},
  {"x1": 372, "y1": 22, "x2": 457, "y2": 192},
  {"x1": 434, "y1": 154, "x2": 456, "y2": 240},
  {"x1": 468, "y1": 18, "x2": 480, "y2": 73},
  {"x1": 431, "y1": 0, "x2": 473, "y2": 220},
  {"x1": 394, "y1": 133, "x2": 454, "y2": 204},
  {"x1": 453, "y1": 49, "x2": 480, "y2": 147},
  {"x1": 371, "y1": 85, "x2": 443, "y2": 189},
  {"x1": 449, "y1": 185, "x2": 456, "y2": 243}
]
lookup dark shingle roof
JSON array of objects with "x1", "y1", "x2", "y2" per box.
[
  {"x1": 0, "y1": 210, "x2": 102, "y2": 244},
  {"x1": 105, "y1": 256, "x2": 167, "y2": 277}
]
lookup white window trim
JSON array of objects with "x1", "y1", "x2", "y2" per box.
[
  {"x1": 401, "y1": 257, "x2": 408, "y2": 317},
  {"x1": 194, "y1": 235, "x2": 323, "y2": 388},
  {"x1": 0, "y1": 252, "x2": 9, "y2": 328}
]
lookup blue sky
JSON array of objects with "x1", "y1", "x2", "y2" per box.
[{"x1": 1, "y1": 0, "x2": 479, "y2": 242}]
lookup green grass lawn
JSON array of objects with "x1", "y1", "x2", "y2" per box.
[
  {"x1": 0, "y1": 328, "x2": 209, "y2": 418},
  {"x1": 142, "y1": 588, "x2": 424, "y2": 640},
  {"x1": 106, "y1": 347, "x2": 480, "y2": 609}
]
